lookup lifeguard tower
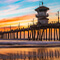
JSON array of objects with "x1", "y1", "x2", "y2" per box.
[{"x1": 35, "y1": 2, "x2": 49, "y2": 25}]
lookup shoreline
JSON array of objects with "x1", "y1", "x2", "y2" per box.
[
  {"x1": 0, "y1": 44, "x2": 60, "y2": 48},
  {"x1": 0, "y1": 41, "x2": 60, "y2": 48}
]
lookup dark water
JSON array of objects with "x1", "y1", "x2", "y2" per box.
[{"x1": 0, "y1": 47, "x2": 60, "y2": 60}]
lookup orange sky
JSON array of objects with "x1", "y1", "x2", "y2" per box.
[
  {"x1": 0, "y1": 13, "x2": 59, "y2": 31},
  {"x1": 0, "y1": 14, "x2": 36, "y2": 31},
  {"x1": 0, "y1": 14, "x2": 35, "y2": 23}
]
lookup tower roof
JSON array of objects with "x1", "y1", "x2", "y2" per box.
[{"x1": 35, "y1": 6, "x2": 49, "y2": 11}]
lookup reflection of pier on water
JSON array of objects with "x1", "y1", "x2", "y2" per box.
[{"x1": 0, "y1": 49, "x2": 60, "y2": 60}]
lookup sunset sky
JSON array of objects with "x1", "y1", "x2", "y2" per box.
[{"x1": 0, "y1": 0, "x2": 60, "y2": 31}]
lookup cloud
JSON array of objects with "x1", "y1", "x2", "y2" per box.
[
  {"x1": 46, "y1": 2, "x2": 60, "y2": 13},
  {"x1": 27, "y1": 0, "x2": 39, "y2": 2},
  {"x1": 48, "y1": 5, "x2": 60, "y2": 19},
  {"x1": 3, "y1": 6, "x2": 19, "y2": 12},
  {"x1": 46, "y1": 2, "x2": 59, "y2": 6},
  {"x1": 0, "y1": 5, "x2": 20, "y2": 16},
  {"x1": 1, "y1": 0, "x2": 19, "y2": 3},
  {"x1": 6, "y1": 0, "x2": 19, "y2": 2},
  {"x1": 0, "y1": 6, "x2": 36, "y2": 19},
  {"x1": 46, "y1": 3, "x2": 60, "y2": 18}
]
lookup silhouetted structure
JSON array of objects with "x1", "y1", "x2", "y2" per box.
[
  {"x1": 0, "y1": 2, "x2": 60, "y2": 41},
  {"x1": 35, "y1": 2, "x2": 49, "y2": 24}
]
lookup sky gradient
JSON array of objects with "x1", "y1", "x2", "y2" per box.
[{"x1": 0, "y1": 0, "x2": 60, "y2": 31}]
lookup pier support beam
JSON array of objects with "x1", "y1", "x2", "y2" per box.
[
  {"x1": 34, "y1": 30, "x2": 36, "y2": 40},
  {"x1": 10, "y1": 33, "x2": 11, "y2": 39},
  {"x1": 49, "y1": 27, "x2": 50, "y2": 41},
  {"x1": 38, "y1": 30, "x2": 40, "y2": 40},
  {"x1": 28, "y1": 30, "x2": 29, "y2": 40},
  {"x1": 32, "y1": 30, "x2": 33, "y2": 40},
  {"x1": 40, "y1": 30, "x2": 42, "y2": 41},
  {"x1": 43, "y1": 29, "x2": 45, "y2": 40},
  {"x1": 56, "y1": 28, "x2": 58, "y2": 40},
  {"x1": 54, "y1": 28, "x2": 55, "y2": 41},
  {"x1": 17, "y1": 32, "x2": 18, "y2": 39},
  {"x1": 24, "y1": 31, "x2": 25, "y2": 39},
  {"x1": 51, "y1": 27, "x2": 52, "y2": 40},
  {"x1": 59, "y1": 27, "x2": 60, "y2": 40},
  {"x1": 40, "y1": 28, "x2": 44, "y2": 41},
  {"x1": 3, "y1": 34, "x2": 4, "y2": 39},
  {"x1": 30, "y1": 32, "x2": 31, "y2": 40},
  {"x1": 6, "y1": 33, "x2": 7, "y2": 39},
  {"x1": 36, "y1": 30, "x2": 39, "y2": 40},
  {"x1": 0, "y1": 35, "x2": 1, "y2": 39},
  {"x1": 39, "y1": 30, "x2": 41, "y2": 40},
  {"x1": 46, "y1": 28, "x2": 47, "y2": 40},
  {"x1": 1, "y1": 34, "x2": 3, "y2": 39},
  {"x1": 20, "y1": 31, "x2": 21, "y2": 39},
  {"x1": 13, "y1": 33, "x2": 15, "y2": 39},
  {"x1": 8, "y1": 33, "x2": 9, "y2": 39}
]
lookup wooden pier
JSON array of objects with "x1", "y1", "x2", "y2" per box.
[
  {"x1": 0, "y1": 2, "x2": 59, "y2": 41},
  {"x1": 0, "y1": 23, "x2": 60, "y2": 41}
]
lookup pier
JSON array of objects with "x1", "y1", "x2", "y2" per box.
[
  {"x1": 0, "y1": 23, "x2": 60, "y2": 41},
  {"x1": 0, "y1": 2, "x2": 60, "y2": 41}
]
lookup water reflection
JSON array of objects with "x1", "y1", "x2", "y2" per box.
[{"x1": 0, "y1": 48, "x2": 60, "y2": 60}]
